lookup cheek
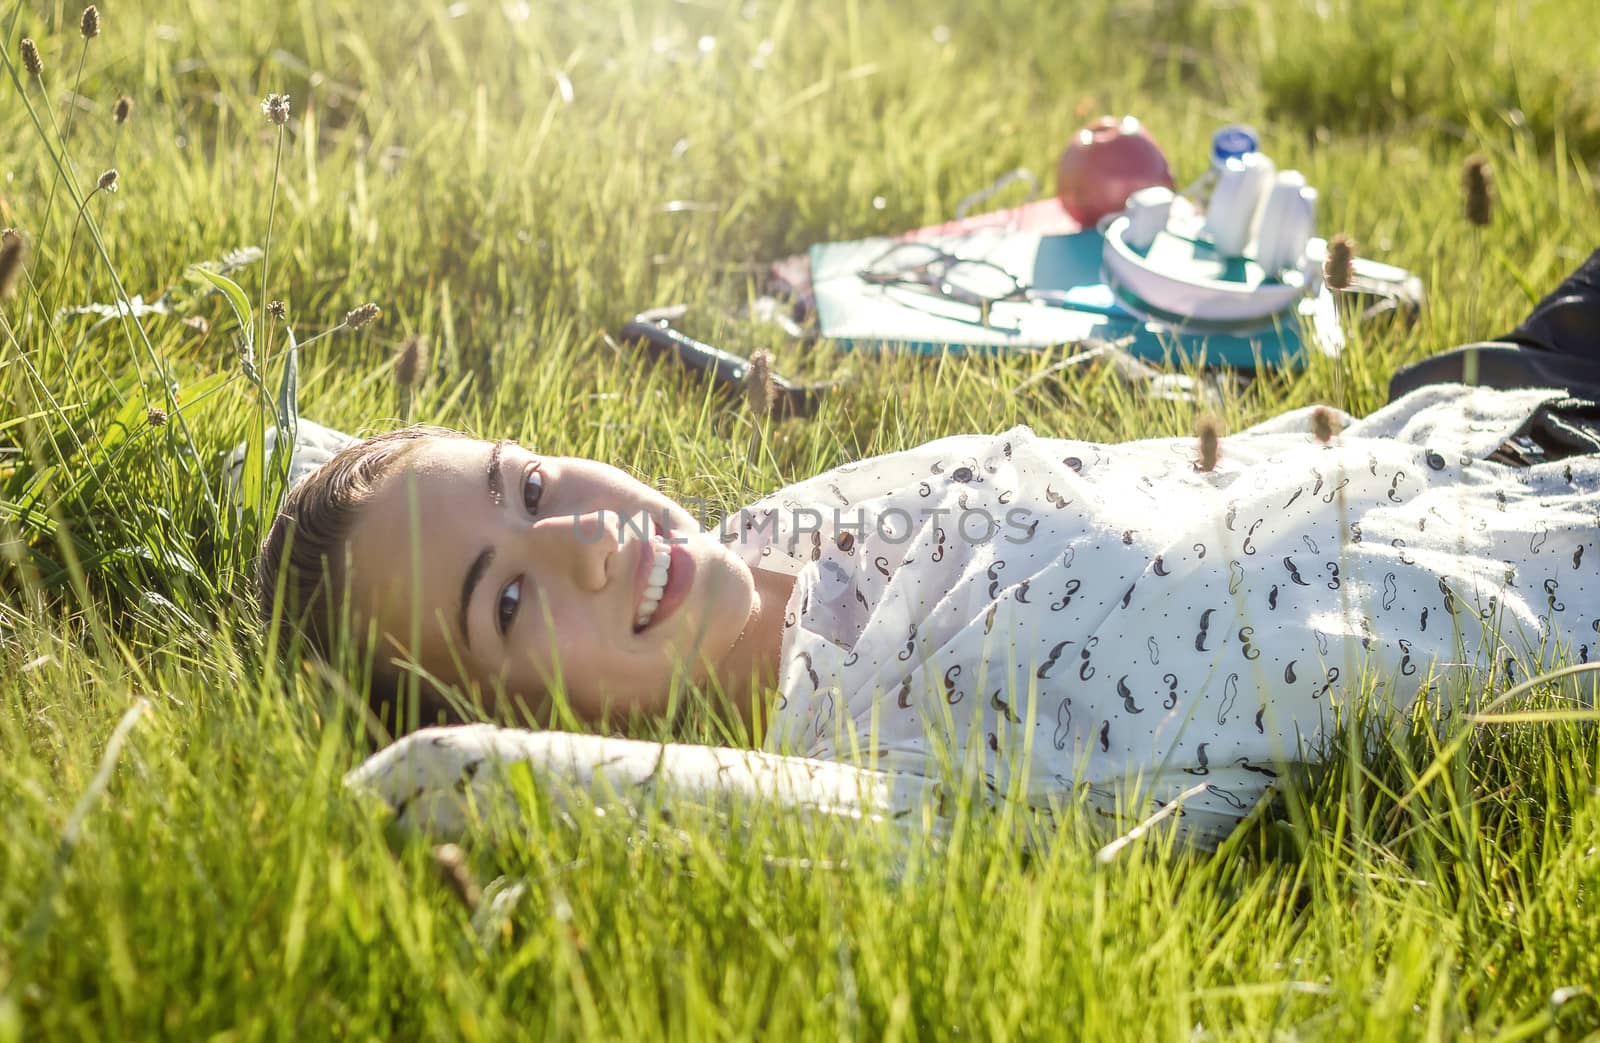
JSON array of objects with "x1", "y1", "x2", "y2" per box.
[{"x1": 697, "y1": 552, "x2": 754, "y2": 627}]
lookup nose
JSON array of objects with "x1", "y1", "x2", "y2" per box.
[{"x1": 527, "y1": 508, "x2": 619, "y2": 592}]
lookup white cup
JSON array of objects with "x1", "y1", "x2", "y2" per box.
[
  {"x1": 1255, "y1": 172, "x2": 1318, "y2": 275},
  {"x1": 1207, "y1": 152, "x2": 1277, "y2": 258},
  {"x1": 1123, "y1": 185, "x2": 1175, "y2": 251}
]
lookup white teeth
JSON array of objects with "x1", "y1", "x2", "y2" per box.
[{"x1": 635, "y1": 534, "x2": 674, "y2": 630}]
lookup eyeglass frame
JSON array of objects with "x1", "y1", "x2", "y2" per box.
[{"x1": 855, "y1": 241, "x2": 1074, "y2": 327}]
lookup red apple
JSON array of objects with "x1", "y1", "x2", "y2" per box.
[{"x1": 1056, "y1": 115, "x2": 1175, "y2": 227}]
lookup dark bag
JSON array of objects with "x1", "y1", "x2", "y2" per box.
[{"x1": 1388, "y1": 248, "x2": 1600, "y2": 462}]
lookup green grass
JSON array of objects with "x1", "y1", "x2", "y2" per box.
[{"x1": 4, "y1": 0, "x2": 1600, "y2": 1037}]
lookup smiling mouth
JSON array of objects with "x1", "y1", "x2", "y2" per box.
[
  {"x1": 634, "y1": 531, "x2": 674, "y2": 631},
  {"x1": 632, "y1": 508, "x2": 690, "y2": 634}
]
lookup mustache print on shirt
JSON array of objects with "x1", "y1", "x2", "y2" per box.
[
  {"x1": 1116, "y1": 675, "x2": 1142, "y2": 714},
  {"x1": 943, "y1": 665, "x2": 964, "y2": 704},
  {"x1": 1051, "y1": 578, "x2": 1081, "y2": 611},
  {"x1": 1243, "y1": 519, "x2": 1264, "y2": 556},
  {"x1": 1036, "y1": 640, "x2": 1072, "y2": 679},
  {"x1": 1052, "y1": 697, "x2": 1073, "y2": 750},
  {"x1": 991, "y1": 689, "x2": 1021, "y2": 724},
  {"x1": 1217, "y1": 673, "x2": 1240, "y2": 725},
  {"x1": 1078, "y1": 637, "x2": 1098, "y2": 681},
  {"x1": 898, "y1": 623, "x2": 918, "y2": 662},
  {"x1": 797, "y1": 651, "x2": 819, "y2": 690}
]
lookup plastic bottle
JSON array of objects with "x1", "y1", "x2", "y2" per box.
[{"x1": 1181, "y1": 124, "x2": 1260, "y2": 212}]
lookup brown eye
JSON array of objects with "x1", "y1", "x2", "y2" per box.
[
  {"x1": 522, "y1": 464, "x2": 544, "y2": 515},
  {"x1": 497, "y1": 577, "x2": 522, "y2": 636}
]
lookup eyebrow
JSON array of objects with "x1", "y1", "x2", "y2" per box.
[
  {"x1": 487, "y1": 439, "x2": 508, "y2": 505},
  {"x1": 459, "y1": 548, "x2": 493, "y2": 651},
  {"x1": 459, "y1": 441, "x2": 511, "y2": 649}
]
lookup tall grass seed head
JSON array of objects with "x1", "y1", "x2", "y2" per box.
[
  {"x1": 1324, "y1": 234, "x2": 1356, "y2": 291},
  {"x1": 393, "y1": 335, "x2": 429, "y2": 388},
  {"x1": 745, "y1": 350, "x2": 775, "y2": 419},
  {"x1": 80, "y1": 5, "x2": 100, "y2": 39},
  {"x1": 267, "y1": 299, "x2": 287, "y2": 320},
  {"x1": 345, "y1": 302, "x2": 381, "y2": 329},
  {"x1": 261, "y1": 92, "x2": 291, "y2": 126},
  {"x1": 1311, "y1": 405, "x2": 1342, "y2": 444},
  {"x1": 1195, "y1": 413, "x2": 1222, "y2": 472},
  {"x1": 146, "y1": 406, "x2": 168, "y2": 427},
  {"x1": 97, "y1": 168, "x2": 119, "y2": 193},
  {"x1": 20, "y1": 38, "x2": 42, "y2": 78},
  {"x1": 1463, "y1": 154, "x2": 1495, "y2": 227},
  {"x1": 113, "y1": 95, "x2": 133, "y2": 124},
  {"x1": 0, "y1": 229, "x2": 28, "y2": 301}
]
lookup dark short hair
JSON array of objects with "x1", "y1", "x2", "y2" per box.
[{"x1": 256, "y1": 425, "x2": 469, "y2": 728}]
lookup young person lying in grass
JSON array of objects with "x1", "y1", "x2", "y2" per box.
[{"x1": 269, "y1": 250, "x2": 1600, "y2": 847}]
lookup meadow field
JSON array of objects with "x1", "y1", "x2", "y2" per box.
[{"x1": 4, "y1": 0, "x2": 1600, "y2": 1038}]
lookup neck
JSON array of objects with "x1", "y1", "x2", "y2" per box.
[{"x1": 714, "y1": 566, "x2": 796, "y2": 732}]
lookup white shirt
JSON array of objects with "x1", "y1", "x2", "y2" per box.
[{"x1": 722, "y1": 385, "x2": 1598, "y2": 845}]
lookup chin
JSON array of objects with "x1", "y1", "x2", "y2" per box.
[{"x1": 689, "y1": 539, "x2": 755, "y2": 633}]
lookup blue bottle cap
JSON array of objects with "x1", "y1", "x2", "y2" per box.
[{"x1": 1211, "y1": 124, "x2": 1259, "y2": 166}]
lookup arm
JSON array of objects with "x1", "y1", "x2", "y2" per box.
[{"x1": 344, "y1": 724, "x2": 942, "y2": 841}]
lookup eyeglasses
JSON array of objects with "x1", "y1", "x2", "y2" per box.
[{"x1": 857, "y1": 241, "x2": 1072, "y2": 327}]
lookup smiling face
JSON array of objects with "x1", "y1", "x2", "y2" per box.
[{"x1": 343, "y1": 436, "x2": 757, "y2": 721}]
